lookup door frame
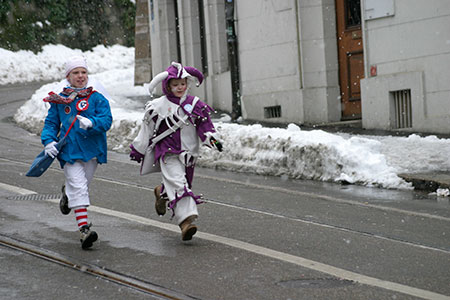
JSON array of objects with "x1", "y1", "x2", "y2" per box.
[{"x1": 335, "y1": 0, "x2": 365, "y2": 120}]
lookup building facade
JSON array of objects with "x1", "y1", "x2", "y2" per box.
[{"x1": 135, "y1": 0, "x2": 450, "y2": 134}]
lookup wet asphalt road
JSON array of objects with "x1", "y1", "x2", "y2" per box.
[{"x1": 0, "y1": 82, "x2": 449, "y2": 300}]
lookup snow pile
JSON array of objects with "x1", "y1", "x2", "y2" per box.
[
  {"x1": 198, "y1": 123, "x2": 410, "y2": 189},
  {"x1": 436, "y1": 188, "x2": 450, "y2": 197},
  {"x1": 1, "y1": 44, "x2": 133, "y2": 85}
]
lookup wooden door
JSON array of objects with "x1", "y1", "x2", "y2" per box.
[{"x1": 336, "y1": 0, "x2": 364, "y2": 119}]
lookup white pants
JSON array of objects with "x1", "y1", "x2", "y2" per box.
[
  {"x1": 160, "y1": 155, "x2": 198, "y2": 225},
  {"x1": 63, "y1": 159, "x2": 98, "y2": 208}
]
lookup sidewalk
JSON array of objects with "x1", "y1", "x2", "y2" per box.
[{"x1": 398, "y1": 171, "x2": 450, "y2": 192}]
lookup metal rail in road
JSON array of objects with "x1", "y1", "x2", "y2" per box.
[{"x1": 0, "y1": 234, "x2": 197, "y2": 300}]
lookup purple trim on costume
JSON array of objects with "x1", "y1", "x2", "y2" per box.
[
  {"x1": 184, "y1": 66, "x2": 204, "y2": 84},
  {"x1": 192, "y1": 102, "x2": 215, "y2": 142},
  {"x1": 154, "y1": 125, "x2": 183, "y2": 163},
  {"x1": 129, "y1": 144, "x2": 144, "y2": 163},
  {"x1": 166, "y1": 93, "x2": 180, "y2": 105},
  {"x1": 185, "y1": 165, "x2": 194, "y2": 188},
  {"x1": 151, "y1": 95, "x2": 215, "y2": 161},
  {"x1": 168, "y1": 185, "x2": 204, "y2": 215}
]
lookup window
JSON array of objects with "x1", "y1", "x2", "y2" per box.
[
  {"x1": 345, "y1": 0, "x2": 361, "y2": 28},
  {"x1": 264, "y1": 106, "x2": 282, "y2": 119},
  {"x1": 392, "y1": 89, "x2": 412, "y2": 129}
]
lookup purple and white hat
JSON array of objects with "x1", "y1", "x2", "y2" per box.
[{"x1": 147, "y1": 62, "x2": 203, "y2": 96}]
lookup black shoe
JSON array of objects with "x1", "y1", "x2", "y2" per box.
[
  {"x1": 79, "y1": 224, "x2": 98, "y2": 249},
  {"x1": 60, "y1": 185, "x2": 71, "y2": 215}
]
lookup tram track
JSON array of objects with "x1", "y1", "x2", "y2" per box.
[{"x1": 0, "y1": 234, "x2": 197, "y2": 300}]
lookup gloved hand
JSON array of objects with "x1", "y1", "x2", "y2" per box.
[
  {"x1": 210, "y1": 137, "x2": 223, "y2": 152},
  {"x1": 77, "y1": 115, "x2": 93, "y2": 130},
  {"x1": 129, "y1": 145, "x2": 145, "y2": 163},
  {"x1": 44, "y1": 141, "x2": 59, "y2": 158}
]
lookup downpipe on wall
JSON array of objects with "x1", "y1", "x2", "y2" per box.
[{"x1": 225, "y1": 0, "x2": 241, "y2": 121}]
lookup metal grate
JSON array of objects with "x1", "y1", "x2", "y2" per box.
[
  {"x1": 264, "y1": 105, "x2": 282, "y2": 118},
  {"x1": 7, "y1": 194, "x2": 60, "y2": 201},
  {"x1": 392, "y1": 89, "x2": 412, "y2": 129}
]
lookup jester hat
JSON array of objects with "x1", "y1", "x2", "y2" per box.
[{"x1": 147, "y1": 62, "x2": 204, "y2": 97}]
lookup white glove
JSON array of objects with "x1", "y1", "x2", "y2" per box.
[
  {"x1": 44, "y1": 141, "x2": 59, "y2": 158},
  {"x1": 77, "y1": 115, "x2": 93, "y2": 130}
]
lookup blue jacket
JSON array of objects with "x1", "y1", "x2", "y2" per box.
[{"x1": 41, "y1": 90, "x2": 112, "y2": 167}]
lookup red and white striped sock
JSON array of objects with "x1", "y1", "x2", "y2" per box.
[{"x1": 74, "y1": 206, "x2": 88, "y2": 229}]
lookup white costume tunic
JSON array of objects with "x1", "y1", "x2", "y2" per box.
[{"x1": 132, "y1": 93, "x2": 216, "y2": 225}]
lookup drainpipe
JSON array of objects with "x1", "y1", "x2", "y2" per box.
[{"x1": 225, "y1": 0, "x2": 241, "y2": 121}]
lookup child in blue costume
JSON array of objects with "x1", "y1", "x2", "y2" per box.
[{"x1": 41, "y1": 56, "x2": 112, "y2": 249}]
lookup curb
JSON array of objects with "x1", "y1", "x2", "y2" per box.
[{"x1": 399, "y1": 172, "x2": 450, "y2": 192}]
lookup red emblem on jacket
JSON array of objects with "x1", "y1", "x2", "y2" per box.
[{"x1": 76, "y1": 99, "x2": 89, "y2": 112}]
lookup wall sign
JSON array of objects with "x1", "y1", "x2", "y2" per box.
[{"x1": 364, "y1": 0, "x2": 395, "y2": 20}]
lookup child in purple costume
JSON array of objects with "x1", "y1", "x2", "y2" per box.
[{"x1": 130, "y1": 62, "x2": 222, "y2": 241}]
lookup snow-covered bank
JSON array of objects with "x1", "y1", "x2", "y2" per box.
[{"x1": 1, "y1": 44, "x2": 133, "y2": 85}]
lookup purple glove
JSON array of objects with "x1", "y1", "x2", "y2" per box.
[{"x1": 129, "y1": 144, "x2": 144, "y2": 163}]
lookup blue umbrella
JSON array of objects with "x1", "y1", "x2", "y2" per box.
[{"x1": 26, "y1": 136, "x2": 67, "y2": 177}]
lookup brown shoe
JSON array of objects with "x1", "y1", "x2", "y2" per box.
[
  {"x1": 154, "y1": 185, "x2": 167, "y2": 216},
  {"x1": 179, "y1": 216, "x2": 197, "y2": 241}
]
